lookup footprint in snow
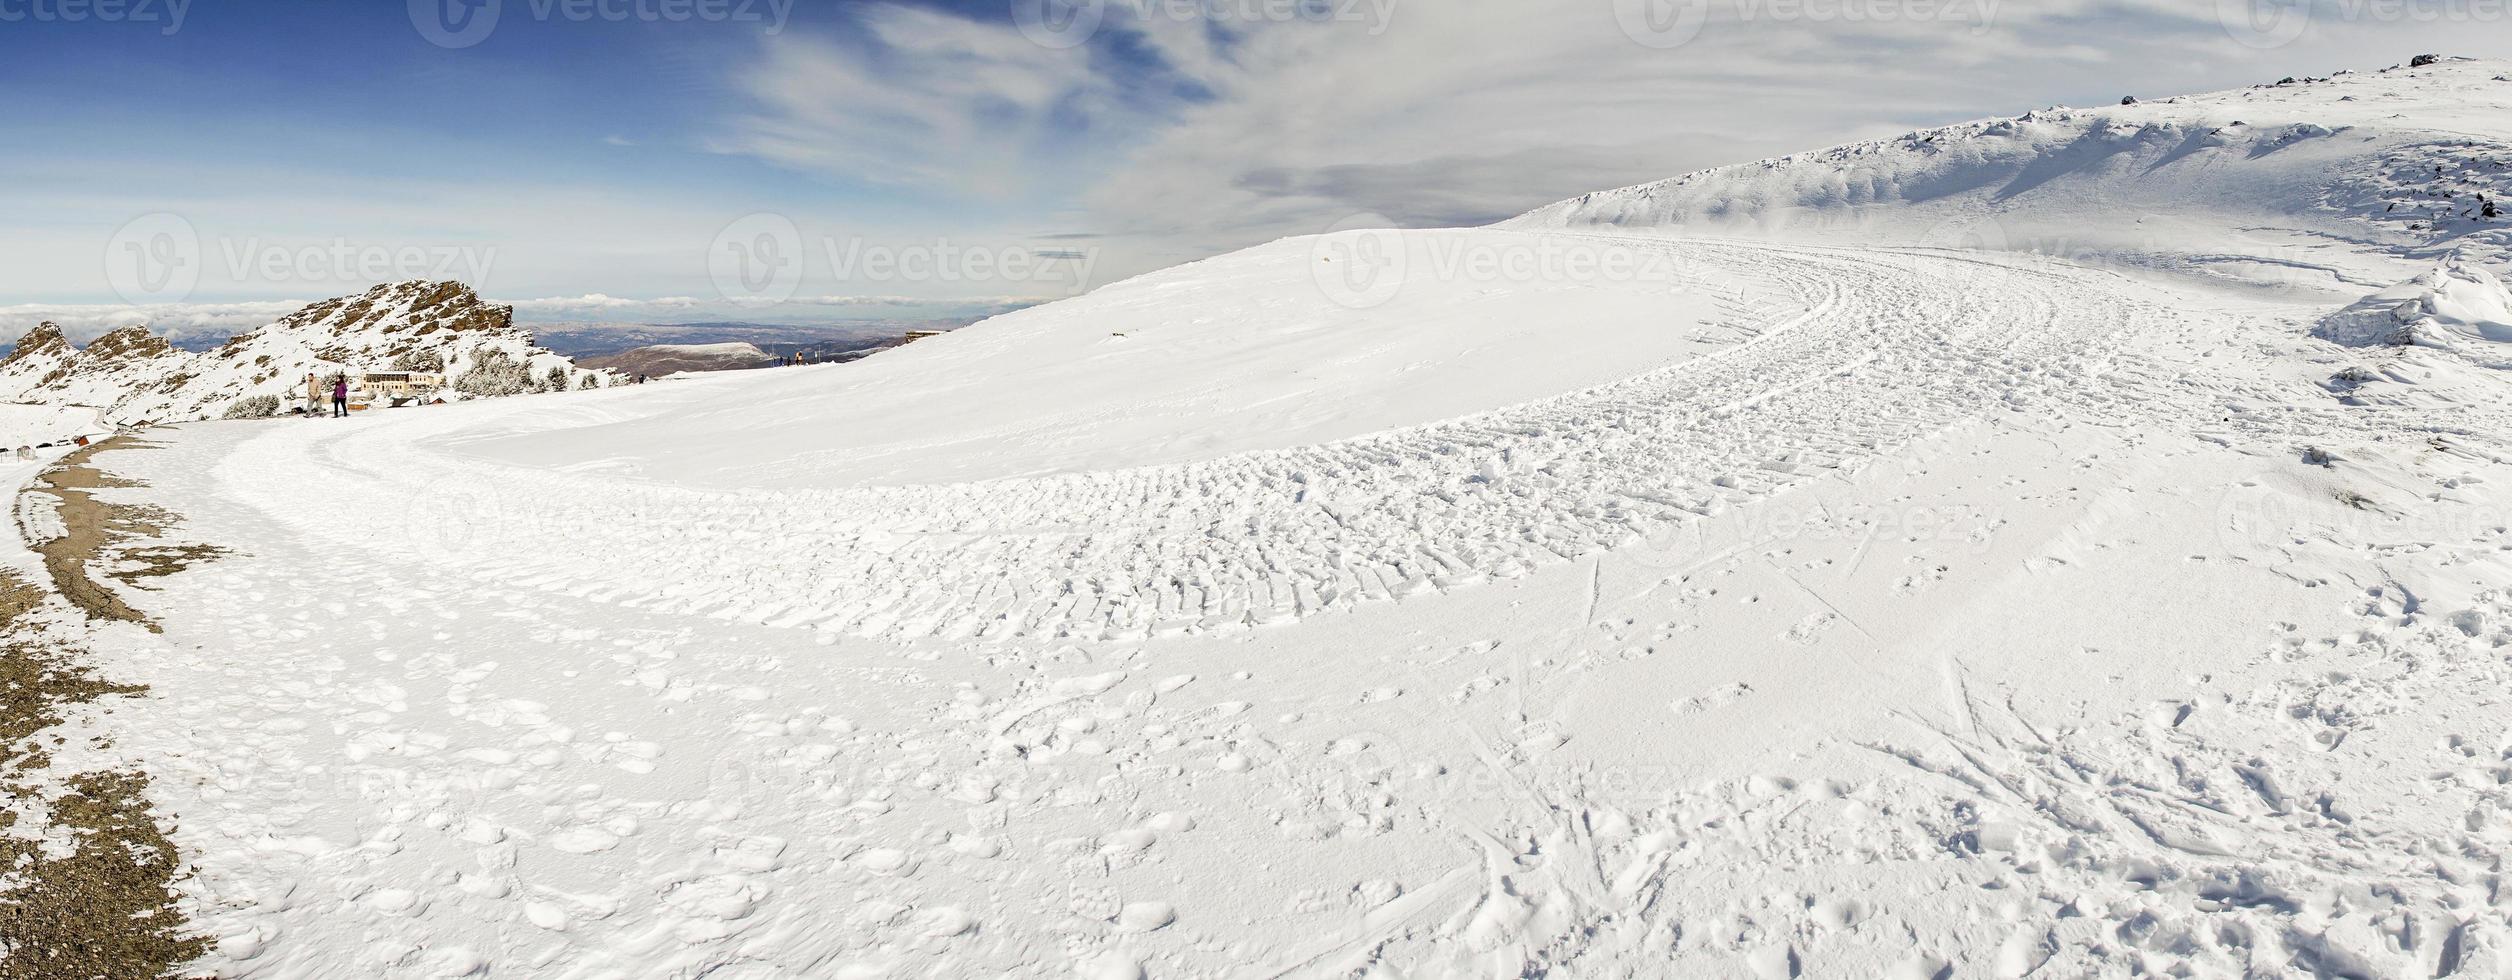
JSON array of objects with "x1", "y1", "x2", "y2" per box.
[
  {"x1": 1786, "y1": 611, "x2": 1838, "y2": 645},
  {"x1": 547, "y1": 827, "x2": 620, "y2": 854}
]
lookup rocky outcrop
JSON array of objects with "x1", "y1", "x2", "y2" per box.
[
  {"x1": 0, "y1": 324, "x2": 86, "y2": 399},
  {"x1": 1, "y1": 323, "x2": 73, "y2": 370},
  {"x1": 1, "y1": 282, "x2": 602, "y2": 425},
  {"x1": 78, "y1": 325, "x2": 177, "y2": 364}
]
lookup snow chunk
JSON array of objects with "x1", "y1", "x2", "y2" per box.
[{"x1": 2317, "y1": 259, "x2": 2512, "y2": 364}]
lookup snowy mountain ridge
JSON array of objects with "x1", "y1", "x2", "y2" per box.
[
  {"x1": 1506, "y1": 54, "x2": 2512, "y2": 298},
  {"x1": 0, "y1": 280, "x2": 604, "y2": 425}
]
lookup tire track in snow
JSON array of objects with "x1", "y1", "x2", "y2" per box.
[{"x1": 214, "y1": 239, "x2": 2181, "y2": 643}]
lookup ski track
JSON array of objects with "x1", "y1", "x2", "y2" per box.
[{"x1": 218, "y1": 240, "x2": 2307, "y2": 645}]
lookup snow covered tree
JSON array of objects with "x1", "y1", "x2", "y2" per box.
[
  {"x1": 392, "y1": 350, "x2": 446, "y2": 372},
  {"x1": 452, "y1": 347, "x2": 532, "y2": 397},
  {"x1": 221, "y1": 394, "x2": 282, "y2": 419}
]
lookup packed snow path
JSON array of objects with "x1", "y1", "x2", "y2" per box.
[{"x1": 218, "y1": 239, "x2": 2279, "y2": 644}]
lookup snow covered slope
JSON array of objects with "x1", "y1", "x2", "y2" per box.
[
  {"x1": 34, "y1": 58, "x2": 2512, "y2": 980},
  {"x1": 1510, "y1": 55, "x2": 2512, "y2": 297},
  {"x1": 0, "y1": 403, "x2": 105, "y2": 448},
  {"x1": 455, "y1": 231, "x2": 1754, "y2": 486},
  {"x1": 0, "y1": 281, "x2": 597, "y2": 425}
]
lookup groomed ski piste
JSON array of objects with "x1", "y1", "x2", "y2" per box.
[{"x1": 19, "y1": 59, "x2": 2512, "y2": 978}]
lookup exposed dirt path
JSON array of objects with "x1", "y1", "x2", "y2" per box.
[
  {"x1": 0, "y1": 438, "x2": 213, "y2": 978},
  {"x1": 25, "y1": 440, "x2": 223, "y2": 633}
]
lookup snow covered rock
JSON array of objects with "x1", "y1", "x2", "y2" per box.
[
  {"x1": 2316, "y1": 259, "x2": 2512, "y2": 364},
  {"x1": 0, "y1": 322, "x2": 79, "y2": 395},
  {"x1": 0, "y1": 281, "x2": 603, "y2": 425}
]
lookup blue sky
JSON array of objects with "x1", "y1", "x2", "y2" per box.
[{"x1": 2, "y1": 0, "x2": 2504, "y2": 336}]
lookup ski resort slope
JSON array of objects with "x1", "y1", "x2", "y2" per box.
[
  {"x1": 441, "y1": 231, "x2": 1740, "y2": 487},
  {"x1": 68, "y1": 231, "x2": 2512, "y2": 979},
  {"x1": 33, "y1": 57, "x2": 2512, "y2": 980}
]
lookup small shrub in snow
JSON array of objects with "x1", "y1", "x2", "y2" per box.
[
  {"x1": 393, "y1": 350, "x2": 446, "y2": 372},
  {"x1": 221, "y1": 394, "x2": 282, "y2": 419},
  {"x1": 453, "y1": 347, "x2": 533, "y2": 397}
]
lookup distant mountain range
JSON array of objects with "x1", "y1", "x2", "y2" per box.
[
  {"x1": 532, "y1": 319, "x2": 976, "y2": 361},
  {"x1": 577, "y1": 342, "x2": 778, "y2": 378}
]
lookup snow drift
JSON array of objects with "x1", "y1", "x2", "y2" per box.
[{"x1": 2317, "y1": 258, "x2": 2512, "y2": 366}]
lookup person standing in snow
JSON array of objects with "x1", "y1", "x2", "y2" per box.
[{"x1": 331, "y1": 374, "x2": 350, "y2": 418}]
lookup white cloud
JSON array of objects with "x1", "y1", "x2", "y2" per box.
[
  {"x1": 0, "y1": 301, "x2": 301, "y2": 345},
  {"x1": 718, "y1": 0, "x2": 2512, "y2": 273},
  {"x1": 718, "y1": 5, "x2": 1138, "y2": 196}
]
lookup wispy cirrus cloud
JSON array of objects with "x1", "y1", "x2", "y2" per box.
[
  {"x1": 718, "y1": 0, "x2": 2512, "y2": 276},
  {"x1": 716, "y1": 4, "x2": 1195, "y2": 198}
]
